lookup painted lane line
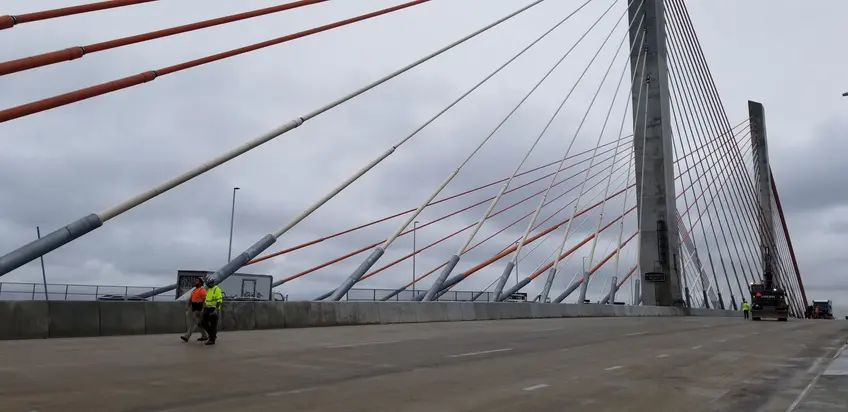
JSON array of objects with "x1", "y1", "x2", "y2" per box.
[
  {"x1": 523, "y1": 384, "x2": 549, "y2": 391},
  {"x1": 325, "y1": 340, "x2": 399, "y2": 349},
  {"x1": 624, "y1": 332, "x2": 647, "y2": 336},
  {"x1": 531, "y1": 328, "x2": 562, "y2": 332},
  {"x1": 716, "y1": 339, "x2": 727, "y2": 343},
  {"x1": 786, "y1": 342, "x2": 848, "y2": 412},
  {"x1": 267, "y1": 387, "x2": 318, "y2": 397},
  {"x1": 657, "y1": 354, "x2": 669, "y2": 358},
  {"x1": 604, "y1": 366, "x2": 623, "y2": 371},
  {"x1": 823, "y1": 343, "x2": 848, "y2": 376},
  {"x1": 691, "y1": 345, "x2": 703, "y2": 350},
  {"x1": 272, "y1": 362, "x2": 323, "y2": 370},
  {"x1": 448, "y1": 348, "x2": 513, "y2": 358},
  {"x1": 320, "y1": 358, "x2": 372, "y2": 366},
  {"x1": 824, "y1": 344, "x2": 848, "y2": 375}
]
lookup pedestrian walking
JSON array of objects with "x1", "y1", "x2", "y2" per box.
[
  {"x1": 200, "y1": 277, "x2": 223, "y2": 345},
  {"x1": 180, "y1": 277, "x2": 208, "y2": 342},
  {"x1": 742, "y1": 299, "x2": 750, "y2": 319}
]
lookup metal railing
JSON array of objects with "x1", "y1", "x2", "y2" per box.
[
  {"x1": 0, "y1": 281, "x2": 175, "y2": 301},
  {"x1": 1, "y1": 282, "x2": 633, "y2": 305},
  {"x1": 344, "y1": 288, "x2": 497, "y2": 302},
  {"x1": 0, "y1": 282, "x2": 493, "y2": 302}
]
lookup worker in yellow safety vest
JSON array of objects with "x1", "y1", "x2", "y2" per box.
[
  {"x1": 742, "y1": 299, "x2": 750, "y2": 320},
  {"x1": 200, "y1": 277, "x2": 223, "y2": 345}
]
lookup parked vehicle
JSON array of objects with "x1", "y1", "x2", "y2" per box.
[
  {"x1": 809, "y1": 300, "x2": 834, "y2": 319},
  {"x1": 175, "y1": 270, "x2": 273, "y2": 301}
]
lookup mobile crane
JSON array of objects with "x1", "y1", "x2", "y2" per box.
[{"x1": 749, "y1": 248, "x2": 789, "y2": 322}]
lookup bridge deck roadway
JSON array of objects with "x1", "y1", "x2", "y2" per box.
[{"x1": 1, "y1": 317, "x2": 845, "y2": 412}]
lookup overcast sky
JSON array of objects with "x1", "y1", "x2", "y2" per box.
[{"x1": 0, "y1": 0, "x2": 845, "y2": 315}]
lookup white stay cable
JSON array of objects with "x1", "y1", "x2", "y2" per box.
[
  {"x1": 680, "y1": 240, "x2": 709, "y2": 304},
  {"x1": 610, "y1": 51, "x2": 649, "y2": 307},
  {"x1": 610, "y1": 151, "x2": 636, "y2": 297},
  {"x1": 583, "y1": 29, "x2": 647, "y2": 279},
  {"x1": 516, "y1": 140, "x2": 632, "y2": 272},
  {"x1": 1, "y1": 0, "x2": 552, "y2": 280},
  {"x1": 547, "y1": 152, "x2": 634, "y2": 301},
  {"x1": 602, "y1": 238, "x2": 636, "y2": 303},
  {"x1": 324, "y1": 0, "x2": 597, "y2": 300},
  {"x1": 522, "y1": 152, "x2": 633, "y2": 280},
  {"x1": 536, "y1": 5, "x2": 644, "y2": 301},
  {"x1": 490, "y1": 0, "x2": 642, "y2": 300},
  {"x1": 562, "y1": 52, "x2": 645, "y2": 305},
  {"x1": 494, "y1": 143, "x2": 636, "y2": 301},
  {"x1": 419, "y1": 0, "x2": 625, "y2": 301},
  {"x1": 592, "y1": 236, "x2": 620, "y2": 300},
  {"x1": 378, "y1": 0, "x2": 598, "y2": 251},
  {"x1": 548, "y1": 148, "x2": 634, "y2": 280},
  {"x1": 507, "y1": 4, "x2": 645, "y2": 279},
  {"x1": 453, "y1": 0, "x2": 623, "y2": 258}
]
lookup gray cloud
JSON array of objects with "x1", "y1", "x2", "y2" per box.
[{"x1": 1, "y1": 0, "x2": 846, "y2": 316}]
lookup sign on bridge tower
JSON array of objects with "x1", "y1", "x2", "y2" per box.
[{"x1": 628, "y1": 0, "x2": 683, "y2": 306}]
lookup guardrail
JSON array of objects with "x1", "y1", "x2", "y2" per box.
[
  {"x1": 0, "y1": 281, "x2": 175, "y2": 301},
  {"x1": 0, "y1": 282, "x2": 495, "y2": 302}
]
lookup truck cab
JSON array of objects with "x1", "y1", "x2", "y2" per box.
[
  {"x1": 811, "y1": 300, "x2": 833, "y2": 319},
  {"x1": 749, "y1": 282, "x2": 788, "y2": 322}
]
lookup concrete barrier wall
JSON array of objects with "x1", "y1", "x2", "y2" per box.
[{"x1": 0, "y1": 300, "x2": 739, "y2": 340}]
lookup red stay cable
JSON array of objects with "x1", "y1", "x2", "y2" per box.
[
  {"x1": 526, "y1": 205, "x2": 637, "y2": 281},
  {"x1": 250, "y1": 141, "x2": 631, "y2": 265},
  {"x1": 267, "y1": 124, "x2": 744, "y2": 288},
  {"x1": 454, "y1": 142, "x2": 727, "y2": 283},
  {"x1": 616, "y1": 265, "x2": 638, "y2": 288},
  {"x1": 382, "y1": 125, "x2": 752, "y2": 289},
  {"x1": 359, "y1": 156, "x2": 632, "y2": 281},
  {"x1": 0, "y1": 0, "x2": 329, "y2": 76},
  {"x1": 386, "y1": 165, "x2": 616, "y2": 292},
  {"x1": 0, "y1": 0, "x2": 430, "y2": 123},
  {"x1": 270, "y1": 150, "x2": 633, "y2": 285},
  {"x1": 570, "y1": 231, "x2": 639, "y2": 286},
  {"x1": 1, "y1": 0, "x2": 157, "y2": 30}
]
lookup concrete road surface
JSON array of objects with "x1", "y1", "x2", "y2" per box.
[
  {"x1": 1, "y1": 316, "x2": 845, "y2": 412},
  {"x1": 792, "y1": 341, "x2": 848, "y2": 412}
]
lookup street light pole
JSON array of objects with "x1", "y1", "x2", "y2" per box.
[
  {"x1": 514, "y1": 241, "x2": 519, "y2": 285},
  {"x1": 36, "y1": 227, "x2": 48, "y2": 301},
  {"x1": 412, "y1": 221, "x2": 418, "y2": 297},
  {"x1": 227, "y1": 187, "x2": 240, "y2": 262}
]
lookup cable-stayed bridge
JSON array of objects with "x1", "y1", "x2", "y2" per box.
[{"x1": 0, "y1": 1, "x2": 844, "y2": 411}]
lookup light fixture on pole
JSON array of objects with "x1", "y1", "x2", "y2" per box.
[
  {"x1": 227, "y1": 187, "x2": 240, "y2": 262},
  {"x1": 412, "y1": 221, "x2": 419, "y2": 297}
]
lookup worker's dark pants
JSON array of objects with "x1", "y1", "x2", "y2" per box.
[
  {"x1": 201, "y1": 307, "x2": 218, "y2": 342},
  {"x1": 743, "y1": 309, "x2": 749, "y2": 319}
]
